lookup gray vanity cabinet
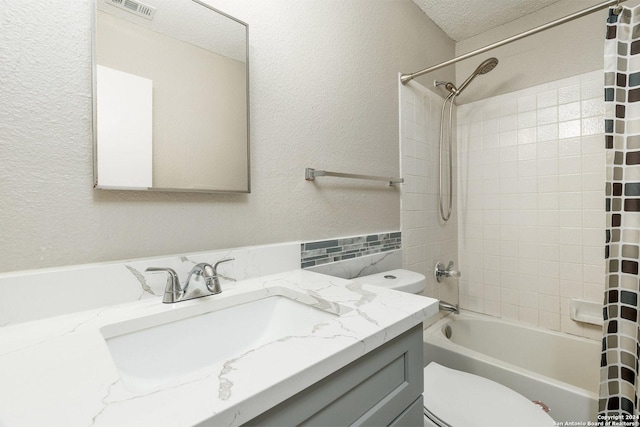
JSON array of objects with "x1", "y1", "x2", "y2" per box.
[{"x1": 244, "y1": 324, "x2": 424, "y2": 426}]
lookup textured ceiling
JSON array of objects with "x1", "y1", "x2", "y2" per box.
[{"x1": 412, "y1": 0, "x2": 564, "y2": 41}]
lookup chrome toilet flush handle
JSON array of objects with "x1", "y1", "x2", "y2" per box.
[{"x1": 435, "y1": 261, "x2": 461, "y2": 283}]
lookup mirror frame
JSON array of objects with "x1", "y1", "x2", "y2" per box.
[{"x1": 90, "y1": 0, "x2": 250, "y2": 193}]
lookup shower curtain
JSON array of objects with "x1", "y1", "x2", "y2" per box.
[{"x1": 601, "y1": 4, "x2": 640, "y2": 422}]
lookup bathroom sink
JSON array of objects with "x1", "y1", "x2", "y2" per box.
[{"x1": 101, "y1": 295, "x2": 338, "y2": 391}]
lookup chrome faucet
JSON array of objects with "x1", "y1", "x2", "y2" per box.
[
  {"x1": 186, "y1": 263, "x2": 220, "y2": 294},
  {"x1": 439, "y1": 300, "x2": 460, "y2": 314},
  {"x1": 435, "y1": 261, "x2": 461, "y2": 282},
  {"x1": 146, "y1": 258, "x2": 234, "y2": 304}
]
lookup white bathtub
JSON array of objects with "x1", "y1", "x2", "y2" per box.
[{"x1": 423, "y1": 311, "x2": 601, "y2": 423}]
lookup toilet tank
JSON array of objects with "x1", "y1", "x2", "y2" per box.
[{"x1": 352, "y1": 269, "x2": 426, "y2": 294}]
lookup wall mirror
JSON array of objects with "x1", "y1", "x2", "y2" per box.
[{"x1": 92, "y1": 0, "x2": 250, "y2": 193}]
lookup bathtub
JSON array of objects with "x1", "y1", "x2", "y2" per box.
[{"x1": 423, "y1": 311, "x2": 601, "y2": 423}]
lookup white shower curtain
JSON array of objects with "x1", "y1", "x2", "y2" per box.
[{"x1": 601, "y1": 4, "x2": 640, "y2": 422}]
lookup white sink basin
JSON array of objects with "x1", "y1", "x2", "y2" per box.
[{"x1": 101, "y1": 295, "x2": 338, "y2": 391}]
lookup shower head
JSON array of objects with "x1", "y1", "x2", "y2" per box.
[
  {"x1": 476, "y1": 57, "x2": 499, "y2": 75},
  {"x1": 455, "y1": 57, "x2": 499, "y2": 95}
]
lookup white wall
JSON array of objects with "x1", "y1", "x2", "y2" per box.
[
  {"x1": 0, "y1": 0, "x2": 454, "y2": 273},
  {"x1": 400, "y1": 80, "x2": 458, "y2": 306},
  {"x1": 445, "y1": 0, "x2": 639, "y2": 338},
  {"x1": 454, "y1": 0, "x2": 640, "y2": 104},
  {"x1": 456, "y1": 71, "x2": 605, "y2": 340}
]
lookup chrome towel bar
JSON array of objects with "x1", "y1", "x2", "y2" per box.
[{"x1": 305, "y1": 168, "x2": 404, "y2": 186}]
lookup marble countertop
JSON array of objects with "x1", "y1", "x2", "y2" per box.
[{"x1": 0, "y1": 269, "x2": 438, "y2": 427}]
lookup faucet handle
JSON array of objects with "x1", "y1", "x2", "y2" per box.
[
  {"x1": 446, "y1": 261, "x2": 461, "y2": 278},
  {"x1": 213, "y1": 258, "x2": 235, "y2": 271},
  {"x1": 145, "y1": 267, "x2": 183, "y2": 303},
  {"x1": 435, "y1": 261, "x2": 461, "y2": 282},
  {"x1": 207, "y1": 258, "x2": 235, "y2": 294}
]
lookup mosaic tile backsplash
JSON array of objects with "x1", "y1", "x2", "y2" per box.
[{"x1": 301, "y1": 232, "x2": 401, "y2": 268}]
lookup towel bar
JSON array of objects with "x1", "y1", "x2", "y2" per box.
[{"x1": 305, "y1": 168, "x2": 403, "y2": 186}]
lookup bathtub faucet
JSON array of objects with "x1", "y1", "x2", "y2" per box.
[
  {"x1": 435, "y1": 261, "x2": 461, "y2": 282},
  {"x1": 439, "y1": 300, "x2": 460, "y2": 314}
]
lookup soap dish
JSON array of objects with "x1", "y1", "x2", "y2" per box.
[{"x1": 570, "y1": 299, "x2": 603, "y2": 326}]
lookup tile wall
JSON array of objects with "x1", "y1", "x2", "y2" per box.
[
  {"x1": 300, "y1": 232, "x2": 401, "y2": 269},
  {"x1": 301, "y1": 232, "x2": 402, "y2": 280},
  {"x1": 399, "y1": 80, "x2": 458, "y2": 305},
  {"x1": 457, "y1": 70, "x2": 605, "y2": 339}
]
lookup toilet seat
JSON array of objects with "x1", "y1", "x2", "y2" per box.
[{"x1": 423, "y1": 362, "x2": 555, "y2": 427}]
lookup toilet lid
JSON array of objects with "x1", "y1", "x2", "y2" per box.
[
  {"x1": 423, "y1": 362, "x2": 555, "y2": 427},
  {"x1": 352, "y1": 269, "x2": 426, "y2": 294}
]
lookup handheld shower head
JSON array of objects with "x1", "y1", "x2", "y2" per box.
[
  {"x1": 476, "y1": 57, "x2": 499, "y2": 75},
  {"x1": 455, "y1": 57, "x2": 499, "y2": 95}
]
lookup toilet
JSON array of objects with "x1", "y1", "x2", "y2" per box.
[
  {"x1": 351, "y1": 268, "x2": 427, "y2": 294},
  {"x1": 353, "y1": 269, "x2": 555, "y2": 427},
  {"x1": 423, "y1": 362, "x2": 554, "y2": 426}
]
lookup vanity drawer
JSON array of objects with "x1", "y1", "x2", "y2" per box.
[
  {"x1": 389, "y1": 396, "x2": 424, "y2": 427},
  {"x1": 243, "y1": 324, "x2": 423, "y2": 426}
]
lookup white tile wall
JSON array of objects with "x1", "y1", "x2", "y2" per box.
[
  {"x1": 456, "y1": 70, "x2": 605, "y2": 340},
  {"x1": 399, "y1": 80, "x2": 458, "y2": 308}
]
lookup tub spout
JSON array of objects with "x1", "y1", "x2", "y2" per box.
[{"x1": 439, "y1": 300, "x2": 459, "y2": 314}]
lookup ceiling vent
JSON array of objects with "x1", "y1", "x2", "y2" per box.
[{"x1": 106, "y1": 0, "x2": 156, "y2": 20}]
